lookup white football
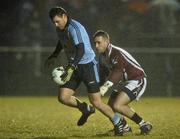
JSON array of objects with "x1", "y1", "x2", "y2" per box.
[{"x1": 52, "y1": 66, "x2": 66, "y2": 85}]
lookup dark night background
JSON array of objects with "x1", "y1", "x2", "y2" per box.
[{"x1": 0, "y1": 0, "x2": 180, "y2": 96}]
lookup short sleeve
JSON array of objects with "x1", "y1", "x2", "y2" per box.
[{"x1": 69, "y1": 26, "x2": 83, "y2": 46}]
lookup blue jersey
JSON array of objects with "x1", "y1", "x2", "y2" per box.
[{"x1": 56, "y1": 19, "x2": 95, "y2": 64}]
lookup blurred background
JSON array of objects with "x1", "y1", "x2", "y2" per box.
[{"x1": 0, "y1": 0, "x2": 180, "y2": 96}]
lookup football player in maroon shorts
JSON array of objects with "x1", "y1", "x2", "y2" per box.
[{"x1": 93, "y1": 30, "x2": 152, "y2": 135}]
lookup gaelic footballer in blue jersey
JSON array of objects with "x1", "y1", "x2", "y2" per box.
[{"x1": 45, "y1": 7, "x2": 124, "y2": 136}]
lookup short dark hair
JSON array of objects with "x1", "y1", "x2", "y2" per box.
[
  {"x1": 49, "y1": 6, "x2": 68, "y2": 20},
  {"x1": 93, "y1": 30, "x2": 109, "y2": 40}
]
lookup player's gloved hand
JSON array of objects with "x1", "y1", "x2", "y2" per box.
[
  {"x1": 100, "y1": 81, "x2": 113, "y2": 96},
  {"x1": 60, "y1": 64, "x2": 77, "y2": 82},
  {"x1": 44, "y1": 56, "x2": 56, "y2": 69}
]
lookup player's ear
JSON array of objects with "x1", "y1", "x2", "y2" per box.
[
  {"x1": 105, "y1": 38, "x2": 109, "y2": 44},
  {"x1": 62, "y1": 13, "x2": 67, "y2": 19}
]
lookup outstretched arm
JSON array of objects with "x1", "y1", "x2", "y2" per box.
[
  {"x1": 48, "y1": 40, "x2": 63, "y2": 59},
  {"x1": 44, "y1": 41, "x2": 63, "y2": 68}
]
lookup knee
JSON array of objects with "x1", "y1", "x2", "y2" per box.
[
  {"x1": 108, "y1": 102, "x2": 115, "y2": 111},
  {"x1": 58, "y1": 93, "x2": 70, "y2": 105},
  {"x1": 112, "y1": 102, "x2": 124, "y2": 112},
  {"x1": 89, "y1": 99, "x2": 102, "y2": 109}
]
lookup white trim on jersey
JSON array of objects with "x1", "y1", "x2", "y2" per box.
[
  {"x1": 109, "y1": 44, "x2": 145, "y2": 74},
  {"x1": 124, "y1": 78, "x2": 147, "y2": 101},
  {"x1": 136, "y1": 78, "x2": 147, "y2": 101},
  {"x1": 108, "y1": 44, "x2": 112, "y2": 57}
]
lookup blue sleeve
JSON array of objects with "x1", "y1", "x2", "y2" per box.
[{"x1": 69, "y1": 25, "x2": 83, "y2": 45}]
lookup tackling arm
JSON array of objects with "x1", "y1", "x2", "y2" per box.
[{"x1": 99, "y1": 55, "x2": 124, "y2": 96}]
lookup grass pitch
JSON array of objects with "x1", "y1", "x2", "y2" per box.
[{"x1": 0, "y1": 96, "x2": 180, "y2": 139}]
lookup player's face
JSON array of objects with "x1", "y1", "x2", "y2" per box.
[
  {"x1": 52, "y1": 14, "x2": 67, "y2": 30},
  {"x1": 94, "y1": 36, "x2": 109, "y2": 53}
]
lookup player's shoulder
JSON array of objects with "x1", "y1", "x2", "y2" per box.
[
  {"x1": 111, "y1": 44, "x2": 127, "y2": 53},
  {"x1": 111, "y1": 44, "x2": 133, "y2": 58},
  {"x1": 110, "y1": 45, "x2": 123, "y2": 57},
  {"x1": 69, "y1": 19, "x2": 84, "y2": 30}
]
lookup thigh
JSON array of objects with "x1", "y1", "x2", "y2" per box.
[
  {"x1": 109, "y1": 89, "x2": 131, "y2": 105},
  {"x1": 88, "y1": 92, "x2": 102, "y2": 107},
  {"x1": 108, "y1": 96, "x2": 115, "y2": 109},
  {"x1": 60, "y1": 68, "x2": 81, "y2": 91},
  {"x1": 59, "y1": 87, "x2": 75, "y2": 97},
  {"x1": 121, "y1": 78, "x2": 147, "y2": 101},
  {"x1": 108, "y1": 90, "x2": 118, "y2": 107}
]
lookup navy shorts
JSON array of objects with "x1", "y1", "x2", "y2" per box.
[{"x1": 60, "y1": 60, "x2": 100, "y2": 93}]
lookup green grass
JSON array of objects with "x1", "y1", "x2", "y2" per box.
[{"x1": 0, "y1": 96, "x2": 180, "y2": 139}]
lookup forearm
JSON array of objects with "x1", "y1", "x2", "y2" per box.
[
  {"x1": 48, "y1": 41, "x2": 62, "y2": 58},
  {"x1": 108, "y1": 68, "x2": 123, "y2": 85},
  {"x1": 70, "y1": 43, "x2": 84, "y2": 65},
  {"x1": 100, "y1": 80, "x2": 113, "y2": 96}
]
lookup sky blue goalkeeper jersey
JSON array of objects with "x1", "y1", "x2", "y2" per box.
[{"x1": 56, "y1": 19, "x2": 95, "y2": 64}]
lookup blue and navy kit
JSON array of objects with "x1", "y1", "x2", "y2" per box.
[
  {"x1": 56, "y1": 19, "x2": 95, "y2": 64},
  {"x1": 52, "y1": 18, "x2": 100, "y2": 93}
]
